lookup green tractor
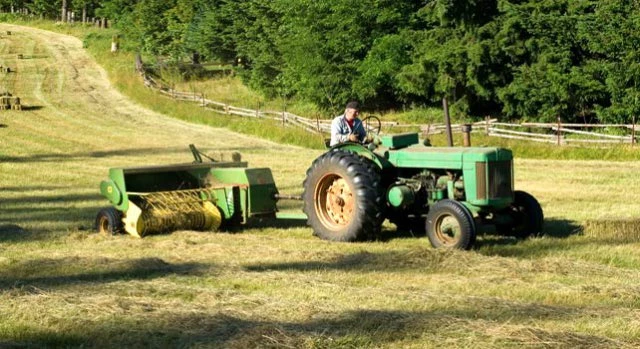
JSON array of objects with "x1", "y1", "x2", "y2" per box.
[{"x1": 303, "y1": 120, "x2": 543, "y2": 249}]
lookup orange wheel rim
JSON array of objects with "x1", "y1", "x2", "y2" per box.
[
  {"x1": 314, "y1": 173, "x2": 355, "y2": 231},
  {"x1": 434, "y1": 214, "x2": 461, "y2": 246}
]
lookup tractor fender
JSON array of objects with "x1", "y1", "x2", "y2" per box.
[{"x1": 329, "y1": 143, "x2": 391, "y2": 170}]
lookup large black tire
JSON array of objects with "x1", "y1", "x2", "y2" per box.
[
  {"x1": 95, "y1": 207, "x2": 124, "y2": 235},
  {"x1": 426, "y1": 200, "x2": 476, "y2": 250},
  {"x1": 500, "y1": 190, "x2": 544, "y2": 239},
  {"x1": 302, "y1": 150, "x2": 383, "y2": 241}
]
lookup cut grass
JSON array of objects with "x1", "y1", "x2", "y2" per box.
[{"x1": 1, "y1": 21, "x2": 640, "y2": 348}]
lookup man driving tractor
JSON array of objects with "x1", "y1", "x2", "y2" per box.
[{"x1": 330, "y1": 101, "x2": 367, "y2": 146}]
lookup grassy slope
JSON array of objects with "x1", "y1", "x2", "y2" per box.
[{"x1": 0, "y1": 21, "x2": 640, "y2": 348}]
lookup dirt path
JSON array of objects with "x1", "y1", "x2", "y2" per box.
[{"x1": 0, "y1": 24, "x2": 314, "y2": 233}]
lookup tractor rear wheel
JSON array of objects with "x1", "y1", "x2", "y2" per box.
[
  {"x1": 303, "y1": 150, "x2": 383, "y2": 241},
  {"x1": 95, "y1": 207, "x2": 124, "y2": 235},
  {"x1": 426, "y1": 200, "x2": 476, "y2": 250},
  {"x1": 500, "y1": 190, "x2": 544, "y2": 239}
]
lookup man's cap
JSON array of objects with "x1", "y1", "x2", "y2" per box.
[{"x1": 345, "y1": 101, "x2": 359, "y2": 110}]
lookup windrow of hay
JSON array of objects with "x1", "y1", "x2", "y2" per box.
[{"x1": 582, "y1": 219, "x2": 640, "y2": 242}]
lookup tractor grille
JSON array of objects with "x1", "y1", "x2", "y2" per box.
[{"x1": 476, "y1": 161, "x2": 513, "y2": 200}]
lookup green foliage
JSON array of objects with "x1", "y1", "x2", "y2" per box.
[{"x1": 9, "y1": 0, "x2": 640, "y2": 122}]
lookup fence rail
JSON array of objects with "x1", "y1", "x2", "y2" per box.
[{"x1": 135, "y1": 57, "x2": 639, "y2": 146}]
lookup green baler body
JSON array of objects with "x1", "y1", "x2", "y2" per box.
[
  {"x1": 209, "y1": 167, "x2": 279, "y2": 219},
  {"x1": 100, "y1": 161, "x2": 279, "y2": 223}
]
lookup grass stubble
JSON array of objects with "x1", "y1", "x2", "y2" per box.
[{"x1": 0, "y1": 22, "x2": 639, "y2": 348}]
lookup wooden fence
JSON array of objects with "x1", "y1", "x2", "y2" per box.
[{"x1": 135, "y1": 57, "x2": 640, "y2": 146}]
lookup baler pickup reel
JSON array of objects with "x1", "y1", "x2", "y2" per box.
[{"x1": 96, "y1": 145, "x2": 286, "y2": 237}]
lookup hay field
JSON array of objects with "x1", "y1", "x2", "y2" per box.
[{"x1": 1, "y1": 24, "x2": 640, "y2": 348}]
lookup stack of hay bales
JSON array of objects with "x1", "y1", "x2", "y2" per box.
[{"x1": 0, "y1": 93, "x2": 22, "y2": 111}]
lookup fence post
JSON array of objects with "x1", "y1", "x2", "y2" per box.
[
  {"x1": 633, "y1": 115, "x2": 636, "y2": 146},
  {"x1": 485, "y1": 116, "x2": 490, "y2": 135},
  {"x1": 225, "y1": 104, "x2": 230, "y2": 115},
  {"x1": 556, "y1": 116, "x2": 562, "y2": 146},
  {"x1": 201, "y1": 93, "x2": 205, "y2": 107}
]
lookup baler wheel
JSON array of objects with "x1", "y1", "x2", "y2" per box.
[
  {"x1": 501, "y1": 190, "x2": 544, "y2": 239},
  {"x1": 426, "y1": 200, "x2": 476, "y2": 250},
  {"x1": 303, "y1": 150, "x2": 383, "y2": 241},
  {"x1": 95, "y1": 207, "x2": 124, "y2": 235}
]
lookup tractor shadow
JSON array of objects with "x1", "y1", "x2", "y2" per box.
[
  {"x1": 475, "y1": 218, "x2": 582, "y2": 248},
  {"x1": 376, "y1": 224, "x2": 426, "y2": 242},
  {"x1": 472, "y1": 218, "x2": 637, "y2": 258},
  {"x1": 244, "y1": 216, "x2": 308, "y2": 230},
  {"x1": 378, "y1": 218, "x2": 587, "y2": 258}
]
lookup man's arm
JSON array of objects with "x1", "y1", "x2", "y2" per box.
[
  {"x1": 330, "y1": 117, "x2": 349, "y2": 146},
  {"x1": 353, "y1": 119, "x2": 367, "y2": 142}
]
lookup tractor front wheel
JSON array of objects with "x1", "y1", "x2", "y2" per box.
[
  {"x1": 500, "y1": 190, "x2": 544, "y2": 239},
  {"x1": 426, "y1": 200, "x2": 476, "y2": 250},
  {"x1": 303, "y1": 150, "x2": 382, "y2": 241},
  {"x1": 95, "y1": 207, "x2": 124, "y2": 235}
]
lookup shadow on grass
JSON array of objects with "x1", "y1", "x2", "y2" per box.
[
  {"x1": 0, "y1": 192, "x2": 99, "y2": 206},
  {"x1": 377, "y1": 226, "x2": 427, "y2": 242},
  {"x1": 475, "y1": 218, "x2": 640, "y2": 258},
  {"x1": 473, "y1": 218, "x2": 583, "y2": 251},
  {"x1": 0, "y1": 185, "x2": 72, "y2": 192},
  {"x1": 244, "y1": 249, "x2": 453, "y2": 273},
  {"x1": 0, "y1": 123, "x2": 7, "y2": 128},
  {"x1": 0, "y1": 192, "x2": 105, "y2": 241},
  {"x1": 3, "y1": 305, "x2": 627, "y2": 348},
  {"x1": 246, "y1": 216, "x2": 308, "y2": 229},
  {"x1": 0, "y1": 146, "x2": 188, "y2": 163},
  {"x1": 0, "y1": 145, "x2": 272, "y2": 163},
  {"x1": 19, "y1": 105, "x2": 43, "y2": 111},
  {"x1": 0, "y1": 257, "x2": 210, "y2": 291}
]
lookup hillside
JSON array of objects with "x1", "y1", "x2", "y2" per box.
[{"x1": 1, "y1": 24, "x2": 640, "y2": 348}]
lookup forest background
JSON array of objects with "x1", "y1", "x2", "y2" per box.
[{"x1": 1, "y1": 0, "x2": 639, "y2": 124}]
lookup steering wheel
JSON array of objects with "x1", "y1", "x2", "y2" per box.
[{"x1": 361, "y1": 115, "x2": 382, "y2": 136}]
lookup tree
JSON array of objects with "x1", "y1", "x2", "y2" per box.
[{"x1": 61, "y1": 0, "x2": 66, "y2": 22}]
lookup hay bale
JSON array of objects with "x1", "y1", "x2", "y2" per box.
[
  {"x1": 11, "y1": 97, "x2": 21, "y2": 110},
  {"x1": 0, "y1": 96, "x2": 9, "y2": 110},
  {"x1": 582, "y1": 219, "x2": 640, "y2": 242},
  {"x1": 17, "y1": 54, "x2": 23, "y2": 59}
]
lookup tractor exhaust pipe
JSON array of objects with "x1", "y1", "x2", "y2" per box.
[
  {"x1": 442, "y1": 97, "x2": 453, "y2": 147},
  {"x1": 461, "y1": 124, "x2": 472, "y2": 147}
]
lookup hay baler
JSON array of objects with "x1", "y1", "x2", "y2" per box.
[
  {"x1": 96, "y1": 147, "x2": 280, "y2": 237},
  {"x1": 303, "y1": 132, "x2": 543, "y2": 249}
]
